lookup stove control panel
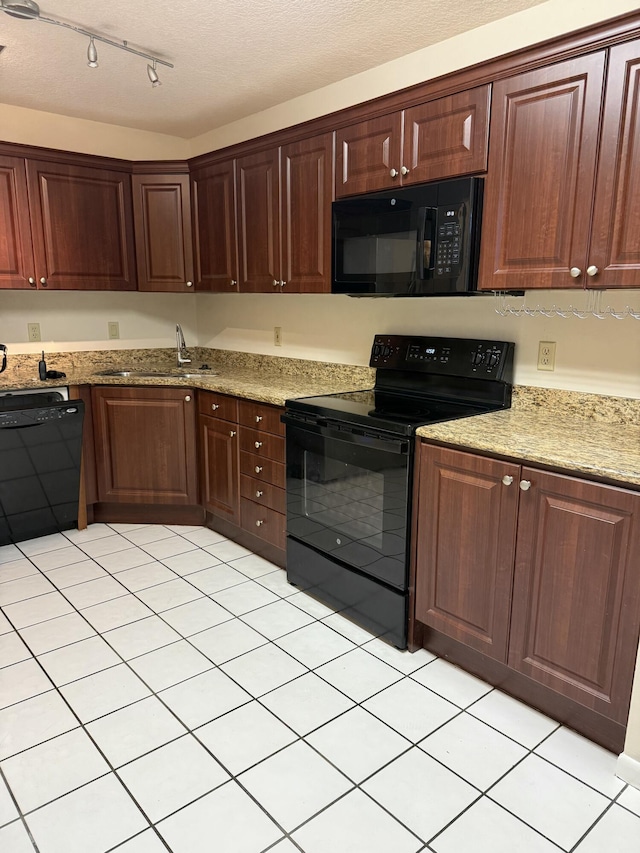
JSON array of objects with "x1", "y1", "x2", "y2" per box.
[{"x1": 371, "y1": 335, "x2": 514, "y2": 381}]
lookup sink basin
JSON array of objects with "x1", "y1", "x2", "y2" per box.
[{"x1": 95, "y1": 369, "x2": 217, "y2": 379}]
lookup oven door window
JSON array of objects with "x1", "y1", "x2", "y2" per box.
[{"x1": 286, "y1": 425, "x2": 409, "y2": 590}]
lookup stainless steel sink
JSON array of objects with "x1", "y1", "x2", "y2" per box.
[{"x1": 95, "y1": 369, "x2": 217, "y2": 379}]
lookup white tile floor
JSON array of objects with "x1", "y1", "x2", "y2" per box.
[{"x1": 1, "y1": 523, "x2": 639, "y2": 853}]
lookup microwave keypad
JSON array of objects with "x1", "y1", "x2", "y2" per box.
[{"x1": 435, "y1": 222, "x2": 461, "y2": 277}]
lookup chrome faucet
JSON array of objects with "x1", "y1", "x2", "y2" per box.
[{"x1": 176, "y1": 324, "x2": 191, "y2": 367}]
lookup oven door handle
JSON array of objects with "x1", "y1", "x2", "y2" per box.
[{"x1": 282, "y1": 413, "x2": 410, "y2": 454}]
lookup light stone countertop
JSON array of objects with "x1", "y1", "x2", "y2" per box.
[
  {"x1": 416, "y1": 387, "x2": 640, "y2": 487},
  {"x1": 2, "y1": 348, "x2": 638, "y2": 487}
]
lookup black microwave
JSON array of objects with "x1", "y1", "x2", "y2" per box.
[{"x1": 332, "y1": 176, "x2": 483, "y2": 296}]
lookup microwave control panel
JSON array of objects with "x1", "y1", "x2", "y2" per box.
[{"x1": 434, "y1": 206, "x2": 463, "y2": 278}]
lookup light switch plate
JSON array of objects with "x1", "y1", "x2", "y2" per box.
[{"x1": 108, "y1": 322, "x2": 120, "y2": 339}]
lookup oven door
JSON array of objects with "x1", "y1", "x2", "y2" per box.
[{"x1": 283, "y1": 414, "x2": 411, "y2": 591}]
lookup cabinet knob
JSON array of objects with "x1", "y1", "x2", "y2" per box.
[
  {"x1": 280, "y1": 280, "x2": 286, "y2": 288},
  {"x1": 586, "y1": 265, "x2": 599, "y2": 277},
  {"x1": 256, "y1": 490, "x2": 263, "y2": 498},
  {"x1": 256, "y1": 519, "x2": 264, "y2": 527},
  {"x1": 254, "y1": 441, "x2": 263, "y2": 449},
  {"x1": 400, "y1": 166, "x2": 410, "y2": 176},
  {"x1": 569, "y1": 267, "x2": 581, "y2": 278},
  {"x1": 255, "y1": 415, "x2": 263, "y2": 423},
  {"x1": 230, "y1": 279, "x2": 237, "y2": 287},
  {"x1": 186, "y1": 281, "x2": 193, "y2": 287},
  {"x1": 184, "y1": 395, "x2": 191, "y2": 402},
  {"x1": 40, "y1": 276, "x2": 47, "y2": 287},
  {"x1": 272, "y1": 279, "x2": 279, "y2": 287},
  {"x1": 28, "y1": 276, "x2": 36, "y2": 287},
  {"x1": 212, "y1": 403, "x2": 219, "y2": 410},
  {"x1": 230, "y1": 430, "x2": 237, "y2": 437},
  {"x1": 255, "y1": 465, "x2": 263, "y2": 474},
  {"x1": 389, "y1": 168, "x2": 398, "y2": 178},
  {"x1": 502, "y1": 475, "x2": 514, "y2": 486},
  {"x1": 519, "y1": 479, "x2": 532, "y2": 491}
]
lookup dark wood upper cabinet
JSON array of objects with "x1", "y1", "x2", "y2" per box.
[
  {"x1": 26, "y1": 160, "x2": 136, "y2": 290},
  {"x1": 404, "y1": 86, "x2": 490, "y2": 184},
  {"x1": 191, "y1": 159, "x2": 239, "y2": 292},
  {"x1": 336, "y1": 87, "x2": 490, "y2": 198},
  {"x1": 589, "y1": 38, "x2": 640, "y2": 288},
  {"x1": 281, "y1": 133, "x2": 333, "y2": 293},
  {"x1": 0, "y1": 155, "x2": 36, "y2": 289},
  {"x1": 510, "y1": 468, "x2": 640, "y2": 724},
  {"x1": 92, "y1": 386, "x2": 198, "y2": 505},
  {"x1": 414, "y1": 445, "x2": 520, "y2": 661},
  {"x1": 236, "y1": 148, "x2": 281, "y2": 293},
  {"x1": 132, "y1": 174, "x2": 194, "y2": 292},
  {"x1": 478, "y1": 51, "x2": 609, "y2": 290},
  {"x1": 336, "y1": 113, "x2": 403, "y2": 197}
]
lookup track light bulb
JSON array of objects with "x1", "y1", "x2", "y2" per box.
[
  {"x1": 147, "y1": 61, "x2": 161, "y2": 87},
  {"x1": 87, "y1": 36, "x2": 98, "y2": 67}
]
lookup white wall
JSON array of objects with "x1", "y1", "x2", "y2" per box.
[
  {"x1": 196, "y1": 292, "x2": 640, "y2": 398},
  {"x1": 0, "y1": 291, "x2": 198, "y2": 354}
]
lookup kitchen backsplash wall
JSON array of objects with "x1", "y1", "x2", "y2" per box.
[{"x1": 1, "y1": 289, "x2": 638, "y2": 398}]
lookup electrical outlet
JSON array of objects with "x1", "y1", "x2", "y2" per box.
[
  {"x1": 274, "y1": 326, "x2": 282, "y2": 346},
  {"x1": 27, "y1": 322, "x2": 41, "y2": 342},
  {"x1": 108, "y1": 321, "x2": 120, "y2": 340},
  {"x1": 537, "y1": 341, "x2": 556, "y2": 371}
]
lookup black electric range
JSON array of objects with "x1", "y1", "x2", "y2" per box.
[{"x1": 283, "y1": 334, "x2": 515, "y2": 648}]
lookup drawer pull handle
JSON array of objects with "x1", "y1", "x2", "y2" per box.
[
  {"x1": 255, "y1": 416, "x2": 263, "y2": 423},
  {"x1": 502, "y1": 475, "x2": 513, "y2": 486},
  {"x1": 212, "y1": 403, "x2": 220, "y2": 410},
  {"x1": 519, "y1": 479, "x2": 531, "y2": 491},
  {"x1": 255, "y1": 466, "x2": 263, "y2": 474},
  {"x1": 255, "y1": 441, "x2": 263, "y2": 449},
  {"x1": 230, "y1": 430, "x2": 236, "y2": 437},
  {"x1": 256, "y1": 490, "x2": 263, "y2": 498},
  {"x1": 256, "y1": 519, "x2": 264, "y2": 527}
]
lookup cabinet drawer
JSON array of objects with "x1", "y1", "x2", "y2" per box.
[
  {"x1": 198, "y1": 390, "x2": 238, "y2": 422},
  {"x1": 241, "y1": 498, "x2": 285, "y2": 549},
  {"x1": 240, "y1": 451, "x2": 285, "y2": 489},
  {"x1": 239, "y1": 427, "x2": 284, "y2": 462},
  {"x1": 240, "y1": 475, "x2": 286, "y2": 514},
  {"x1": 238, "y1": 400, "x2": 284, "y2": 435}
]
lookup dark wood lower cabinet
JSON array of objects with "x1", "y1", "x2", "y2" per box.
[
  {"x1": 198, "y1": 412, "x2": 240, "y2": 524},
  {"x1": 92, "y1": 386, "x2": 198, "y2": 505},
  {"x1": 413, "y1": 442, "x2": 640, "y2": 751}
]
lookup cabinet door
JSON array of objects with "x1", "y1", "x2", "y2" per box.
[
  {"x1": 199, "y1": 414, "x2": 239, "y2": 523},
  {"x1": 336, "y1": 113, "x2": 403, "y2": 197},
  {"x1": 26, "y1": 160, "x2": 136, "y2": 290},
  {"x1": 414, "y1": 445, "x2": 520, "y2": 661},
  {"x1": 589, "y1": 39, "x2": 640, "y2": 288},
  {"x1": 236, "y1": 148, "x2": 280, "y2": 292},
  {"x1": 0, "y1": 155, "x2": 36, "y2": 289},
  {"x1": 191, "y1": 160, "x2": 239, "y2": 292},
  {"x1": 478, "y1": 53, "x2": 606, "y2": 291},
  {"x1": 509, "y1": 468, "x2": 640, "y2": 723},
  {"x1": 281, "y1": 133, "x2": 333, "y2": 293},
  {"x1": 403, "y1": 86, "x2": 490, "y2": 184},
  {"x1": 133, "y1": 174, "x2": 194, "y2": 292},
  {"x1": 92, "y1": 386, "x2": 198, "y2": 504}
]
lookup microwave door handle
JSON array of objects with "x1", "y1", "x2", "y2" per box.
[{"x1": 417, "y1": 207, "x2": 437, "y2": 279}]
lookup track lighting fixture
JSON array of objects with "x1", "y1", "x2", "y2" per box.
[
  {"x1": 1, "y1": 1, "x2": 173, "y2": 85},
  {"x1": 147, "y1": 60, "x2": 161, "y2": 88},
  {"x1": 87, "y1": 36, "x2": 98, "y2": 68}
]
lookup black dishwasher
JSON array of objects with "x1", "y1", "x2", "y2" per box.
[{"x1": 0, "y1": 391, "x2": 85, "y2": 546}]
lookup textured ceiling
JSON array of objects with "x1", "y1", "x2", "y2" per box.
[{"x1": 0, "y1": 0, "x2": 547, "y2": 138}]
